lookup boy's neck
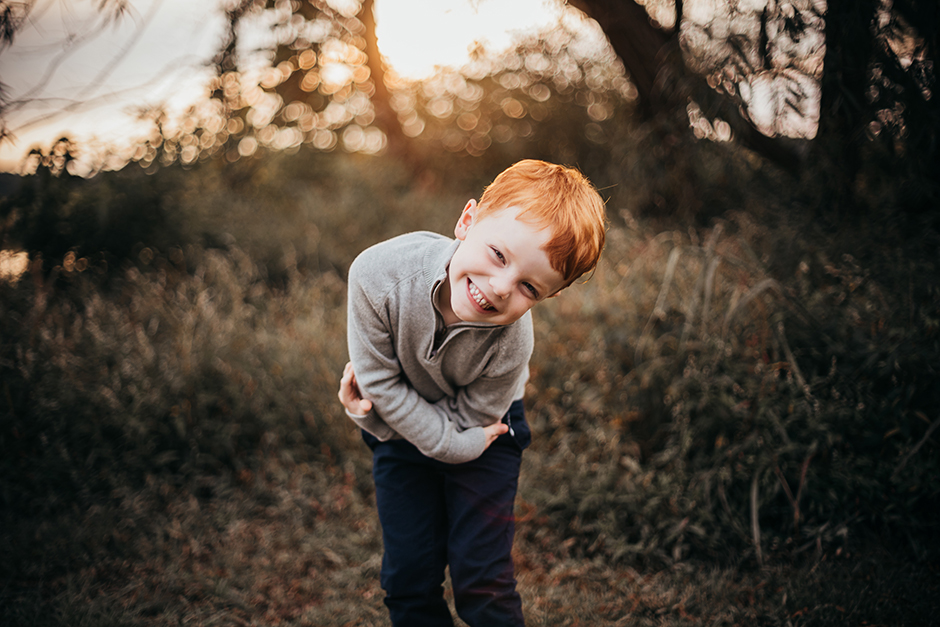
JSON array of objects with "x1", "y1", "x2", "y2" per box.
[{"x1": 436, "y1": 273, "x2": 461, "y2": 326}]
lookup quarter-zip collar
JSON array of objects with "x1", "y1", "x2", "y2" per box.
[{"x1": 426, "y1": 238, "x2": 498, "y2": 331}]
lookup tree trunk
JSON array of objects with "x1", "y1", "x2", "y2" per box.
[
  {"x1": 359, "y1": 0, "x2": 415, "y2": 166},
  {"x1": 813, "y1": 0, "x2": 879, "y2": 215},
  {"x1": 566, "y1": 0, "x2": 672, "y2": 120}
]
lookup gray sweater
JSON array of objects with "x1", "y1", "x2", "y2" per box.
[{"x1": 346, "y1": 231, "x2": 533, "y2": 464}]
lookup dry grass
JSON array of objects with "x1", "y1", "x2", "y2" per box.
[
  {"x1": 4, "y1": 460, "x2": 935, "y2": 626},
  {"x1": 2, "y1": 205, "x2": 938, "y2": 625}
]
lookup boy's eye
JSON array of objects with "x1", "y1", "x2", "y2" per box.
[
  {"x1": 523, "y1": 282, "x2": 539, "y2": 298},
  {"x1": 490, "y1": 247, "x2": 505, "y2": 263}
]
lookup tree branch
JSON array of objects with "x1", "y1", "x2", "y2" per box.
[
  {"x1": 73, "y1": 0, "x2": 164, "y2": 101},
  {"x1": 567, "y1": 0, "x2": 807, "y2": 174}
]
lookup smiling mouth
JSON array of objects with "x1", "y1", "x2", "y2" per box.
[{"x1": 469, "y1": 281, "x2": 495, "y2": 311}]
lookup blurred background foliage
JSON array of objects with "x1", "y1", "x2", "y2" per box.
[{"x1": 1, "y1": 0, "x2": 939, "y2": 624}]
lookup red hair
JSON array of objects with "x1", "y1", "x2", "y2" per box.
[{"x1": 477, "y1": 160, "x2": 607, "y2": 287}]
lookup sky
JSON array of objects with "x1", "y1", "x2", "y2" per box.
[
  {"x1": 0, "y1": 0, "x2": 567, "y2": 172},
  {"x1": 374, "y1": 0, "x2": 565, "y2": 78}
]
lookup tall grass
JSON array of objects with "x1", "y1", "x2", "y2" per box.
[
  {"x1": 1, "y1": 244, "x2": 356, "y2": 507},
  {"x1": 0, "y1": 244, "x2": 391, "y2": 625},
  {"x1": 523, "y1": 213, "x2": 939, "y2": 567},
  {"x1": 1, "y1": 150, "x2": 938, "y2": 624}
]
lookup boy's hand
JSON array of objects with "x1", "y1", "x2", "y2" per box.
[
  {"x1": 482, "y1": 421, "x2": 509, "y2": 450},
  {"x1": 339, "y1": 362, "x2": 373, "y2": 416},
  {"x1": 341, "y1": 362, "x2": 508, "y2": 451}
]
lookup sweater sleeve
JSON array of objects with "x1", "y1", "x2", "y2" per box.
[
  {"x1": 430, "y1": 344, "x2": 529, "y2": 429},
  {"x1": 346, "y1": 254, "x2": 488, "y2": 464}
]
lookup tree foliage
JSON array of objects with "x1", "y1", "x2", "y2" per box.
[
  {"x1": 2, "y1": 0, "x2": 937, "y2": 208},
  {"x1": 89, "y1": 0, "x2": 934, "y2": 225},
  {"x1": 119, "y1": 0, "x2": 629, "y2": 174},
  {"x1": 814, "y1": 0, "x2": 939, "y2": 217},
  {"x1": 570, "y1": 0, "x2": 938, "y2": 214}
]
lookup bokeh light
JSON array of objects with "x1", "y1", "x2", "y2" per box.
[{"x1": 681, "y1": 0, "x2": 826, "y2": 139}]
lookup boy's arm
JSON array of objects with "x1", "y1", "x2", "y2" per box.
[
  {"x1": 346, "y1": 261, "x2": 518, "y2": 464},
  {"x1": 346, "y1": 297, "x2": 487, "y2": 464},
  {"x1": 338, "y1": 361, "x2": 508, "y2": 451}
]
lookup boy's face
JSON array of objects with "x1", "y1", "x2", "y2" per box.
[{"x1": 439, "y1": 200, "x2": 566, "y2": 327}]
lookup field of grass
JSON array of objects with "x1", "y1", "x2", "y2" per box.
[{"x1": 1, "y1": 151, "x2": 938, "y2": 625}]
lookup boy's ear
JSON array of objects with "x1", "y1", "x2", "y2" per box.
[{"x1": 454, "y1": 199, "x2": 477, "y2": 241}]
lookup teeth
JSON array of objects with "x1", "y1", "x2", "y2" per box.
[{"x1": 469, "y1": 282, "x2": 494, "y2": 310}]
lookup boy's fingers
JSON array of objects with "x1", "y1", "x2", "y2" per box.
[
  {"x1": 338, "y1": 370, "x2": 355, "y2": 403},
  {"x1": 481, "y1": 423, "x2": 508, "y2": 450},
  {"x1": 338, "y1": 363, "x2": 371, "y2": 414}
]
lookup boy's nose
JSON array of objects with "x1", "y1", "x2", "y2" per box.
[{"x1": 490, "y1": 275, "x2": 511, "y2": 299}]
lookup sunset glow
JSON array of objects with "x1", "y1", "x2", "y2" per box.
[
  {"x1": 375, "y1": 0, "x2": 565, "y2": 78},
  {"x1": 0, "y1": 0, "x2": 568, "y2": 170}
]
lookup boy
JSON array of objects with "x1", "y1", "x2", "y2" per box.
[{"x1": 338, "y1": 160, "x2": 606, "y2": 626}]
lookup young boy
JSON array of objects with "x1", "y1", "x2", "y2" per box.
[{"x1": 338, "y1": 159, "x2": 606, "y2": 626}]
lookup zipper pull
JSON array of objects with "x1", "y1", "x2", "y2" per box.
[{"x1": 504, "y1": 414, "x2": 515, "y2": 436}]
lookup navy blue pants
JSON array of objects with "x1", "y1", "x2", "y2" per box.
[{"x1": 362, "y1": 400, "x2": 530, "y2": 627}]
